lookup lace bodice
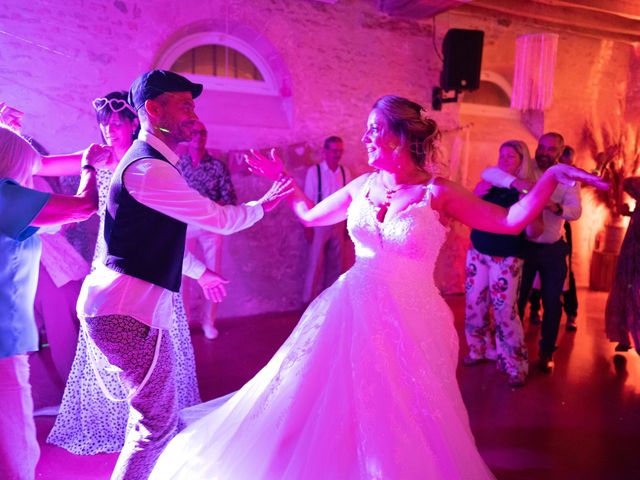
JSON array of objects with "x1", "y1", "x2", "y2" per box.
[{"x1": 347, "y1": 173, "x2": 447, "y2": 282}]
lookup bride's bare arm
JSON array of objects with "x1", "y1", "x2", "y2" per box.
[
  {"x1": 245, "y1": 148, "x2": 367, "y2": 227},
  {"x1": 285, "y1": 174, "x2": 368, "y2": 227},
  {"x1": 431, "y1": 164, "x2": 607, "y2": 234}
]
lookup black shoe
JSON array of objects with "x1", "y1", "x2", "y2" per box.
[
  {"x1": 615, "y1": 343, "x2": 631, "y2": 352},
  {"x1": 530, "y1": 312, "x2": 542, "y2": 325},
  {"x1": 539, "y1": 351, "x2": 554, "y2": 373},
  {"x1": 566, "y1": 316, "x2": 577, "y2": 332},
  {"x1": 507, "y1": 373, "x2": 526, "y2": 388}
]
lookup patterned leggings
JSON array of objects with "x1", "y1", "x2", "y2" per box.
[
  {"x1": 83, "y1": 315, "x2": 177, "y2": 480},
  {"x1": 464, "y1": 248, "x2": 528, "y2": 378}
]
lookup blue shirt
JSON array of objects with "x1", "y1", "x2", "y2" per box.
[{"x1": 0, "y1": 178, "x2": 50, "y2": 358}]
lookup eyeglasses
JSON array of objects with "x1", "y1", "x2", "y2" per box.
[{"x1": 92, "y1": 97, "x2": 136, "y2": 115}]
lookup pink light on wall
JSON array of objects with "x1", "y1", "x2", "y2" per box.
[{"x1": 511, "y1": 33, "x2": 559, "y2": 111}]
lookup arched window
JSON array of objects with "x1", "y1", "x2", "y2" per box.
[
  {"x1": 171, "y1": 45, "x2": 264, "y2": 82},
  {"x1": 157, "y1": 32, "x2": 280, "y2": 95},
  {"x1": 461, "y1": 80, "x2": 511, "y2": 107},
  {"x1": 459, "y1": 72, "x2": 518, "y2": 119},
  {"x1": 156, "y1": 29, "x2": 293, "y2": 149}
]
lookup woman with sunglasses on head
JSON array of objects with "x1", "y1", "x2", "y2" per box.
[{"x1": 48, "y1": 91, "x2": 202, "y2": 455}]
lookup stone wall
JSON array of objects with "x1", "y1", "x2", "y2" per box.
[
  {"x1": 1, "y1": 0, "x2": 457, "y2": 317},
  {"x1": 1, "y1": 0, "x2": 635, "y2": 317}
]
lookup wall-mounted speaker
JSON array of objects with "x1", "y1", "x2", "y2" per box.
[{"x1": 440, "y1": 29, "x2": 484, "y2": 92}]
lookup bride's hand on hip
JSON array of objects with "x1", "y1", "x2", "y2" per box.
[
  {"x1": 245, "y1": 148, "x2": 285, "y2": 181},
  {"x1": 547, "y1": 164, "x2": 609, "y2": 190}
]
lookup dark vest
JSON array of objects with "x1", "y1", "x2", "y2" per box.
[
  {"x1": 470, "y1": 186, "x2": 524, "y2": 258},
  {"x1": 104, "y1": 140, "x2": 187, "y2": 292}
]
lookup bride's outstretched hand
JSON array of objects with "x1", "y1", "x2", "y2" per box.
[
  {"x1": 246, "y1": 148, "x2": 285, "y2": 181},
  {"x1": 548, "y1": 164, "x2": 609, "y2": 190}
]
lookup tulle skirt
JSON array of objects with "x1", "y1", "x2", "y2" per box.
[{"x1": 151, "y1": 264, "x2": 494, "y2": 479}]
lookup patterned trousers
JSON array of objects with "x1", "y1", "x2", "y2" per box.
[
  {"x1": 83, "y1": 315, "x2": 177, "y2": 480},
  {"x1": 464, "y1": 248, "x2": 528, "y2": 378}
]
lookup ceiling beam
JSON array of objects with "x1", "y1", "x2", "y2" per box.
[
  {"x1": 460, "y1": 0, "x2": 640, "y2": 43},
  {"x1": 379, "y1": 0, "x2": 473, "y2": 18},
  {"x1": 537, "y1": 0, "x2": 640, "y2": 21}
]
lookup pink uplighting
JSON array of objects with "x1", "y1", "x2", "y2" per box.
[{"x1": 2, "y1": 1, "x2": 640, "y2": 479}]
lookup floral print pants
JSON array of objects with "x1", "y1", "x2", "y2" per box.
[{"x1": 464, "y1": 248, "x2": 529, "y2": 378}]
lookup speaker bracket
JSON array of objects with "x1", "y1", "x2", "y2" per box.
[{"x1": 431, "y1": 87, "x2": 458, "y2": 111}]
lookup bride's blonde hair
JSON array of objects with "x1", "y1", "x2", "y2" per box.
[{"x1": 371, "y1": 95, "x2": 444, "y2": 175}]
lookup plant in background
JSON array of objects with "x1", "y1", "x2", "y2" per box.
[{"x1": 582, "y1": 120, "x2": 640, "y2": 222}]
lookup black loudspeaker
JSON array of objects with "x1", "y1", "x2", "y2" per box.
[{"x1": 440, "y1": 29, "x2": 484, "y2": 92}]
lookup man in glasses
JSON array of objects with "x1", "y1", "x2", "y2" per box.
[
  {"x1": 177, "y1": 121, "x2": 236, "y2": 340},
  {"x1": 303, "y1": 136, "x2": 351, "y2": 303}
]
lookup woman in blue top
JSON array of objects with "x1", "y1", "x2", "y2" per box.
[
  {"x1": 463, "y1": 140, "x2": 537, "y2": 387},
  {"x1": 0, "y1": 125, "x2": 99, "y2": 480}
]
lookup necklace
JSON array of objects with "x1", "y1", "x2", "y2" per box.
[
  {"x1": 369, "y1": 176, "x2": 417, "y2": 223},
  {"x1": 377, "y1": 186, "x2": 401, "y2": 221}
]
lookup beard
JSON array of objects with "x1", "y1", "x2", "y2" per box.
[{"x1": 536, "y1": 155, "x2": 555, "y2": 170}]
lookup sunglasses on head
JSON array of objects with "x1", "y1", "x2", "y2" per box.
[{"x1": 92, "y1": 97, "x2": 136, "y2": 115}]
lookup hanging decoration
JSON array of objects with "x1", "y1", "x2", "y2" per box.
[{"x1": 511, "y1": 33, "x2": 559, "y2": 111}]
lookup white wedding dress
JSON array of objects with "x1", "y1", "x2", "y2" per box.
[{"x1": 150, "y1": 174, "x2": 495, "y2": 480}]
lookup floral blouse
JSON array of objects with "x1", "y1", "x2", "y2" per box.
[{"x1": 176, "y1": 152, "x2": 237, "y2": 206}]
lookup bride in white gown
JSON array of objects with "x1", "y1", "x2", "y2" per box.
[{"x1": 150, "y1": 96, "x2": 606, "y2": 480}]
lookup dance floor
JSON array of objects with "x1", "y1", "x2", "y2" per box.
[{"x1": 33, "y1": 289, "x2": 640, "y2": 479}]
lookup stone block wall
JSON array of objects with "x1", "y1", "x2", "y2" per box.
[{"x1": 1, "y1": 0, "x2": 635, "y2": 317}]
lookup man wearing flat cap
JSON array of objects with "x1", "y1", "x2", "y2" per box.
[{"x1": 76, "y1": 69, "x2": 291, "y2": 479}]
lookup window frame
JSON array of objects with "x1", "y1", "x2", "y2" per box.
[{"x1": 158, "y1": 32, "x2": 279, "y2": 96}]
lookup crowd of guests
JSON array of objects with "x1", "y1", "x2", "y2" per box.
[
  {"x1": 462, "y1": 133, "x2": 583, "y2": 386},
  {"x1": 461, "y1": 130, "x2": 640, "y2": 389},
  {"x1": 0, "y1": 68, "x2": 626, "y2": 480}
]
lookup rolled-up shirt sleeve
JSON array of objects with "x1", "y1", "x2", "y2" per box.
[
  {"x1": 0, "y1": 178, "x2": 50, "y2": 241},
  {"x1": 123, "y1": 159, "x2": 264, "y2": 235}
]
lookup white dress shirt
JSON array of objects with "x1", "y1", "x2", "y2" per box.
[
  {"x1": 481, "y1": 166, "x2": 581, "y2": 244},
  {"x1": 77, "y1": 131, "x2": 264, "y2": 329},
  {"x1": 304, "y1": 161, "x2": 350, "y2": 205}
]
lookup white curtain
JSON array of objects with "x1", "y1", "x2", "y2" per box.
[{"x1": 511, "y1": 33, "x2": 559, "y2": 111}]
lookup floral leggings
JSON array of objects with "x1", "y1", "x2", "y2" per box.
[{"x1": 464, "y1": 248, "x2": 529, "y2": 378}]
